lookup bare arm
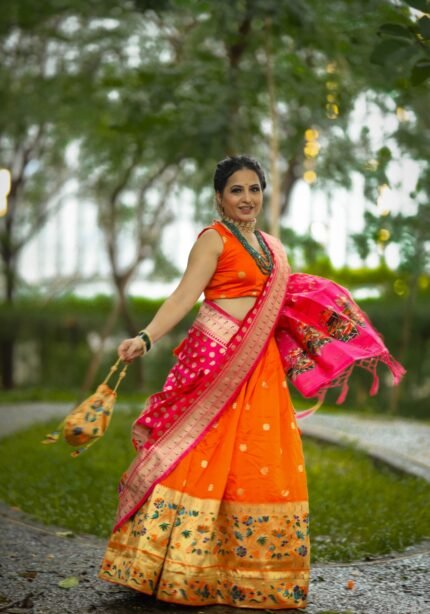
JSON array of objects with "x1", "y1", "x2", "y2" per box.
[{"x1": 119, "y1": 229, "x2": 222, "y2": 362}]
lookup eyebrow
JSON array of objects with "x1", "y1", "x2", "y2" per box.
[{"x1": 230, "y1": 183, "x2": 260, "y2": 188}]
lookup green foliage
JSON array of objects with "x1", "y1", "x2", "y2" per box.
[
  {"x1": 351, "y1": 201, "x2": 430, "y2": 275},
  {"x1": 280, "y1": 227, "x2": 327, "y2": 270},
  {"x1": 2, "y1": 0, "x2": 429, "y2": 303},
  {"x1": 0, "y1": 295, "x2": 197, "y2": 395},
  {"x1": 1, "y1": 415, "x2": 430, "y2": 563},
  {"x1": 371, "y1": 0, "x2": 430, "y2": 86},
  {"x1": 405, "y1": 0, "x2": 430, "y2": 16},
  {"x1": 282, "y1": 224, "x2": 430, "y2": 297}
]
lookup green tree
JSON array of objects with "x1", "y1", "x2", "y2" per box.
[
  {"x1": 138, "y1": 0, "x2": 419, "y2": 234},
  {"x1": 0, "y1": 1, "x2": 138, "y2": 387},
  {"x1": 3, "y1": 0, "x2": 429, "y2": 398},
  {"x1": 0, "y1": 20, "x2": 71, "y2": 387}
]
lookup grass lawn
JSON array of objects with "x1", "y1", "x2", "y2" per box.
[{"x1": 1, "y1": 409, "x2": 429, "y2": 563}]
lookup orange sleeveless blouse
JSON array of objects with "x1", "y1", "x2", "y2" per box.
[{"x1": 199, "y1": 221, "x2": 269, "y2": 300}]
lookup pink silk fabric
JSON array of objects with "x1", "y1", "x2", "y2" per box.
[
  {"x1": 275, "y1": 273, "x2": 406, "y2": 417},
  {"x1": 131, "y1": 301, "x2": 242, "y2": 453}
]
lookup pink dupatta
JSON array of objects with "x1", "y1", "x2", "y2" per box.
[{"x1": 276, "y1": 273, "x2": 406, "y2": 418}]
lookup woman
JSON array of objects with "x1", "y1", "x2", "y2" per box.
[{"x1": 98, "y1": 155, "x2": 405, "y2": 609}]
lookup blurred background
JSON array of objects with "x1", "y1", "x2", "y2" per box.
[{"x1": 0, "y1": 0, "x2": 429, "y2": 417}]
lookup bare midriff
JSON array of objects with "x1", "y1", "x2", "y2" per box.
[{"x1": 212, "y1": 296, "x2": 257, "y2": 321}]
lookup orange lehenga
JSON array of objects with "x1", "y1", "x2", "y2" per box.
[
  {"x1": 99, "y1": 225, "x2": 310, "y2": 609},
  {"x1": 98, "y1": 221, "x2": 406, "y2": 609},
  {"x1": 99, "y1": 330, "x2": 309, "y2": 608}
]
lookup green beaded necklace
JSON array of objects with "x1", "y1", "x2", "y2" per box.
[{"x1": 221, "y1": 218, "x2": 273, "y2": 275}]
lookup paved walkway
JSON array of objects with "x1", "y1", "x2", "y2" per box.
[
  {"x1": 0, "y1": 402, "x2": 72, "y2": 439},
  {"x1": 1, "y1": 503, "x2": 429, "y2": 614},
  {"x1": 300, "y1": 412, "x2": 430, "y2": 483},
  {"x1": 1, "y1": 403, "x2": 430, "y2": 613}
]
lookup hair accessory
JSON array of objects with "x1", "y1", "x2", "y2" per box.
[{"x1": 41, "y1": 358, "x2": 128, "y2": 457}]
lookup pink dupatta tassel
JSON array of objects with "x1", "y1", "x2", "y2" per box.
[{"x1": 275, "y1": 273, "x2": 406, "y2": 418}]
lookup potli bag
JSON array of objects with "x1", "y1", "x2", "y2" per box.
[{"x1": 41, "y1": 359, "x2": 128, "y2": 457}]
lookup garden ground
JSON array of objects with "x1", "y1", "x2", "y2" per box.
[{"x1": 0, "y1": 405, "x2": 429, "y2": 613}]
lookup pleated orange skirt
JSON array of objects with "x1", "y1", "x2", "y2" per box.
[{"x1": 99, "y1": 336, "x2": 310, "y2": 609}]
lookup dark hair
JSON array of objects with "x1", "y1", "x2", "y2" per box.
[{"x1": 213, "y1": 155, "x2": 267, "y2": 193}]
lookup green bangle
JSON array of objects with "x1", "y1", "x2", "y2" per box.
[{"x1": 137, "y1": 329, "x2": 152, "y2": 353}]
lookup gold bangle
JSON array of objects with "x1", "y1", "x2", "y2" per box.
[
  {"x1": 137, "y1": 329, "x2": 152, "y2": 352},
  {"x1": 136, "y1": 336, "x2": 146, "y2": 355}
]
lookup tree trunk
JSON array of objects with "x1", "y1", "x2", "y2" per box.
[
  {"x1": 117, "y1": 277, "x2": 138, "y2": 337},
  {"x1": 0, "y1": 338, "x2": 14, "y2": 390},
  {"x1": 1, "y1": 214, "x2": 17, "y2": 389},
  {"x1": 117, "y1": 277, "x2": 145, "y2": 389},
  {"x1": 280, "y1": 159, "x2": 299, "y2": 218},
  {"x1": 265, "y1": 19, "x2": 281, "y2": 238},
  {"x1": 225, "y1": 14, "x2": 252, "y2": 153}
]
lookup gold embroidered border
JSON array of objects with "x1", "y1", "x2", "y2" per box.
[
  {"x1": 101, "y1": 484, "x2": 309, "y2": 609},
  {"x1": 194, "y1": 301, "x2": 240, "y2": 347}
]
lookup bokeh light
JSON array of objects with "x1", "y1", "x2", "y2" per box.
[
  {"x1": 377, "y1": 228, "x2": 391, "y2": 242},
  {"x1": 303, "y1": 170, "x2": 317, "y2": 184}
]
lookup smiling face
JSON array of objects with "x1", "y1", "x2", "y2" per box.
[{"x1": 216, "y1": 168, "x2": 263, "y2": 222}]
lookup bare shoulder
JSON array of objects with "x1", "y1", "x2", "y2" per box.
[{"x1": 194, "y1": 227, "x2": 224, "y2": 256}]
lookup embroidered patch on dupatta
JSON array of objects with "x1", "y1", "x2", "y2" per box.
[{"x1": 276, "y1": 272, "x2": 406, "y2": 416}]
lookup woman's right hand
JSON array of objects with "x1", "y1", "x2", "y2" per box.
[{"x1": 118, "y1": 337, "x2": 146, "y2": 363}]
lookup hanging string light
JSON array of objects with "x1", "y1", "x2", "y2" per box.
[
  {"x1": 396, "y1": 107, "x2": 409, "y2": 122},
  {"x1": 325, "y1": 62, "x2": 340, "y2": 120},
  {"x1": 376, "y1": 183, "x2": 391, "y2": 217},
  {"x1": 377, "y1": 228, "x2": 391, "y2": 242},
  {"x1": 303, "y1": 128, "x2": 320, "y2": 184}
]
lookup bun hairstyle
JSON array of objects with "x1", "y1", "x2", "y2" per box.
[{"x1": 213, "y1": 155, "x2": 267, "y2": 194}]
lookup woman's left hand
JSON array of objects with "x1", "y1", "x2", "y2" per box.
[{"x1": 118, "y1": 337, "x2": 146, "y2": 363}]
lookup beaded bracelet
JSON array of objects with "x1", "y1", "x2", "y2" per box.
[{"x1": 137, "y1": 329, "x2": 153, "y2": 354}]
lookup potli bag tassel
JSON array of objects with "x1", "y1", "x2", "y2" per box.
[{"x1": 41, "y1": 358, "x2": 128, "y2": 457}]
